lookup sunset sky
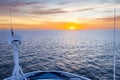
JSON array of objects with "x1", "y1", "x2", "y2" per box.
[{"x1": 0, "y1": 0, "x2": 120, "y2": 30}]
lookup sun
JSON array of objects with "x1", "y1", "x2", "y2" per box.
[{"x1": 69, "y1": 26, "x2": 75, "y2": 30}]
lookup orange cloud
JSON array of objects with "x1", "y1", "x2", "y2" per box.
[{"x1": 94, "y1": 16, "x2": 120, "y2": 29}]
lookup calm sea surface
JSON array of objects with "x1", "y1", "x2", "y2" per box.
[{"x1": 0, "y1": 30, "x2": 120, "y2": 80}]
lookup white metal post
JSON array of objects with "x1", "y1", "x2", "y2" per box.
[{"x1": 113, "y1": 8, "x2": 116, "y2": 80}]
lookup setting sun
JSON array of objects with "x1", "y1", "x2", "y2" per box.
[{"x1": 69, "y1": 26, "x2": 75, "y2": 30}]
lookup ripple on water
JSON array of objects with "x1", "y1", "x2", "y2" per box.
[{"x1": 0, "y1": 30, "x2": 120, "y2": 80}]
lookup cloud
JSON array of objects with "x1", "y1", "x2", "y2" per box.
[
  {"x1": 12, "y1": 1, "x2": 44, "y2": 7},
  {"x1": 12, "y1": 1, "x2": 45, "y2": 12},
  {"x1": 76, "y1": 8, "x2": 95, "y2": 12},
  {"x1": 114, "y1": 0, "x2": 120, "y2": 3},
  {"x1": 95, "y1": 15, "x2": 120, "y2": 21},
  {"x1": 31, "y1": 8, "x2": 68, "y2": 15},
  {"x1": 0, "y1": 2, "x2": 10, "y2": 16},
  {"x1": 0, "y1": 0, "x2": 70, "y2": 16},
  {"x1": 58, "y1": 1, "x2": 70, "y2": 5},
  {"x1": 0, "y1": 1, "x2": 46, "y2": 16},
  {"x1": 107, "y1": 0, "x2": 120, "y2": 3}
]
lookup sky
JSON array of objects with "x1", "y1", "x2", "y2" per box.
[{"x1": 0, "y1": 0, "x2": 120, "y2": 30}]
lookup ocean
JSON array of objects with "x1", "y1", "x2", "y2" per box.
[{"x1": 0, "y1": 30, "x2": 120, "y2": 80}]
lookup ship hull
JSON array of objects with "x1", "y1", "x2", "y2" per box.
[{"x1": 4, "y1": 71, "x2": 90, "y2": 80}]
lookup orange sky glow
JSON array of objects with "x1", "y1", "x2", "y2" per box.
[{"x1": 0, "y1": 0, "x2": 120, "y2": 30}]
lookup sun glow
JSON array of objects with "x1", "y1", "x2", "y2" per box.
[{"x1": 69, "y1": 26, "x2": 75, "y2": 30}]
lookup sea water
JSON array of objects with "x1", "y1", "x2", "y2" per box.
[{"x1": 0, "y1": 30, "x2": 120, "y2": 80}]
